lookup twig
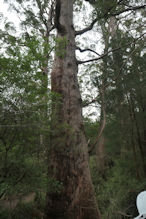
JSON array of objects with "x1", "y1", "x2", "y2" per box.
[{"x1": 117, "y1": 211, "x2": 132, "y2": 217}]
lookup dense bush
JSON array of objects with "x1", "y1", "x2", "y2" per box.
[{"x1": 90, "y1": 153, "x2": 146, "y2": 219}]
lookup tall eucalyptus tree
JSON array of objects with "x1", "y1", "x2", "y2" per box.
[{"x1": 46, "y1": 0, "x2": 101, "y2": 218}]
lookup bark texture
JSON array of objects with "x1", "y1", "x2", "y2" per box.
[{"x1": 45, "y1": 0, "x2": 101, "y2": 218}]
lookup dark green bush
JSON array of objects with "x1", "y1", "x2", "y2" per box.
[{"x1": 90, "y1": 153, "x2": 146, "y2": 219}]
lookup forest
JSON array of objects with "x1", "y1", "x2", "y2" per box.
[{"x1": 0, "y1": 0, "x2": 146, "y2": 218}]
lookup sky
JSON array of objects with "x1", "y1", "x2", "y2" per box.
[{"x1": 0, "y1": 0, "x2": 21, "y2": 31}]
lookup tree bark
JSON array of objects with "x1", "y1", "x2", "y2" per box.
[{"x1": 45, "y1": 0, "x2": 101, "y2": 219}]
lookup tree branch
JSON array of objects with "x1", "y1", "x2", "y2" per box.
[
  {"x1": 75, "y1": 2, "x2": 146, "y2": 36},
  {"x1": 82, "y1": 98, "x2": 98, "y2": 107},
  {"x1": 77, "y1": 46, "x2": 122, "y2": 64},
  {"x1": 75, "y1": 0, "x2": 120, "y2": 36},
  {"x1": 111, "y1": 4, "x2": 146, "y2": 16},
  {"x1": 36, "y1": 0, "x2": 55, "y2": 34},
  {"x1": 75, "y1": 18, "x2": 98, "y2": 36},
  {"x1": 118, "y1": 0, "x2": 126, "y2": 3},
  {"x1": 76, "y1": 46, "x2": 100, "y2": 56},
  {"x1": 77, "y1": 33, "x2": 146, "y2": 65},
  {"x1": 117, "y1": 211, "x2": 132, "y2": 218}
]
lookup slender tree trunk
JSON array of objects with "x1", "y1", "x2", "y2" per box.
[
  {"x1": 130, "y1": 95, "x2": 146, "y2": 176},
  {"x1": 96, "y1": 135, "x2": 105, "y2": 177},
  {"x1": 45, "y1": 0, "x2": 101, "y2": 218},
  {"x1": 125, "y1": 92, "x2": 140, "y2": 179}
]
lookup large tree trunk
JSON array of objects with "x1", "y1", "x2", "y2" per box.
[{"x1": 45, "y1": 0, "x2": 101, "y2": 219}]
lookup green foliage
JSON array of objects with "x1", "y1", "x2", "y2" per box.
[
  {"x1": 89, "y1": 0, "x2": 118, "y2": 18},
  {"x1": 1, "y1": 0, "x2": 146, "y2": 218},
  {"x1": 0, "y1": 3, "x2": 52, "y2": 216},
  {"x1": 89, "y1": 12, "x2": 146, "y2": 216},
  {"x1": 0, "y1": 199, "x2": 45, "y2": 219},
  {"x1": 90, "y1": 152, "x2": 146, "y2": 218}
]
